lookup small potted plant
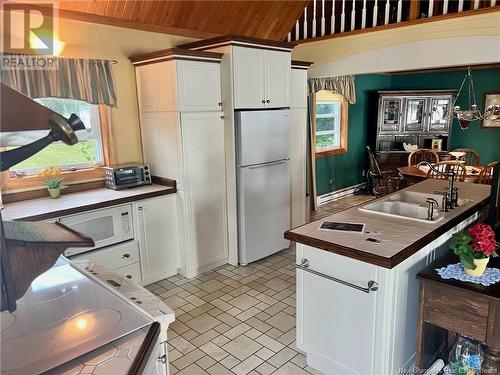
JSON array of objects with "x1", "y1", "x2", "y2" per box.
[
  {"x1": 450, "y1": 223, "x2": 498, "y2": 277},
  {"x1": 38, "y1": 167, "x2": 66, "y2": 199}
]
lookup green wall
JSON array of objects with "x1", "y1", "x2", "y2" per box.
[
  {"x1": 316, "y1": 68, "x2": 500, "y2": 196},
  {"x1": 316, "y1": 74, "x2": 392, "y2": 195}
]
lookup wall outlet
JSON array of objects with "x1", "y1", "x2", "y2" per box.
[{"x1": 329, "y1": 179, "x2": 333, "y2": 185}]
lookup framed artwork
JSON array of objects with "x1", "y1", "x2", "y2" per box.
[
  {"x1": 431, "y1": 139, "x2": 442, "y2": 152},
  {"x1": 481, "y1": 92, "x2": 500, "y2": 129}
]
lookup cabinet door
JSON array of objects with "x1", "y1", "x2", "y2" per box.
[
  {"x1": 233, "y1": 47, "x2": 265, "y2": 109},
  {"x1": 297, "y1": 249, "x2": 379, "y2": 375},
  {"x1": 140, "y1": 112, "x2": 184, "y2": 188},
  {"x1": 180, "y1": 112, "x2": 228, "y2": 271},
  {"x1": 290, "y1": 69, "x2": 308, "y2": 108},
  {"x1": 176, "y1": 60, "x2": 222, "y2": 112},
  {"x1": 404, "y1": 98, "x2": 426, "y2": 131},
  {"x1": 264, "y1": 50, "x2": 290, "y2": 108},
  {"x1": 134, "y1": 196, "x2": 180, "y2": 284},
  {"x1": 379, "y1": 98, "x2": 401, "y2": 132},
  {"x1": 135, "y1": 62, "x2": 177, "y2": 112},
  {"x1": 290, "y1": 108, "x2": 307, "y2": 227},
  {"x1": 429, "y1": 97, "x2": 452, "y2": 131}
]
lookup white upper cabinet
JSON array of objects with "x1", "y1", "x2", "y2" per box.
[
  {"x1": 232, "y1": 46, "x2": 290, "y2": 109},
  {"x1": 136, "y1": 61, "x2": 178, "y2": 112},
  {"x1": 135, "y1": 59, "x2": 222, "y2": 113},
  {"x1": 176, "y1": 60, "x2": 222, "y2": 112},
  {"x1": 290, "y1": 69, "x2": 308, "y2": 108},
  {"x1": 233, "y1": 47, "x2": 266, "y2": 109},
  {"x1": 265, "y1": 50, "x2": 290, "y2": 108}
]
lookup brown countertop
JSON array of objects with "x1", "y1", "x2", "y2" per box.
[
  {"x1": 285, "y1": 179, "x2": 491, "y2": 269},
  {"x1": 1, "y1": 183, "x2": 176, "y2": 221}
]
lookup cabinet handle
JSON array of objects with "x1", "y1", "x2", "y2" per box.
[
  {"x1": 138, "y1": 206, "x2": 143, "y2": 211},
  {"x1": 262, "y1": 99, "x2": 266, "y2": 104},
  {"x1": 126, "y1": 275, "x2": 132, "y2": 279},
  {"x1": 221, "y1": 115, "x2": 225, "y2": 119},
  {"x1": 121, "y1": 253, "x2": 130, "y2": 259},
  {"x1": 218, "y1": 102, "x2": 223, "y2": 106},
  {"x1": 296, "y1": 258, "x2": 379, "y2": 294},
  {"x1": 158, "y1": 354, "x2": 167, "y2": 364},
  {"x1": 266, "y1": 100, "x2": 270, "y2": 103}
]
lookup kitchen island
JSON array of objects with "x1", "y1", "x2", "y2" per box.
[{"x1": 284, "y1": 179, "x2": 491, "y2": 375}]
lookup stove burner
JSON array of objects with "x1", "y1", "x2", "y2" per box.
[
  {"x1": 0, "y1": 313, "x2": 16, "y2": 332},
  {"x1": 1, "y1": 329, "x2": 55, "y2": 371},
  {"x1": 17, "y1": 268, "x2": 81, "y2": 305}
]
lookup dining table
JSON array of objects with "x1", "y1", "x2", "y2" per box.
[{"x1": 397, "y1": 164, "x2": 483, "y2": 184}]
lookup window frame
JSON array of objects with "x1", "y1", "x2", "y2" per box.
[
  {"x1": 314, "y1": 93, "x2": 349, "y2": 158},
  {"x1": 1, "y1": 104, "x2": 115, "y2": 195}
]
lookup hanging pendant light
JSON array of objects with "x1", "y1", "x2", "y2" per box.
[{"x1": 450, "y1": 67, "x2": 500, "y2": 130}]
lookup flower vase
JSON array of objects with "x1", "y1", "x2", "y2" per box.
[
  {"x1": 464, "y1": 257, "x2": 489, "y2": 277},
  {"x1": 48, "y1": 188, "x2": 61, "y2": 199}
]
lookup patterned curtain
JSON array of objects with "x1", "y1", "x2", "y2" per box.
[
  {"x1": 308, "y1": 75, "x2": 356, "y2": 104},
  {"x1": 0, "y1": 56, "x2": 117, "y2": 106}
]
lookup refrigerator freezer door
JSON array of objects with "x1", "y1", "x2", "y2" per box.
[
  {"x1": 238, "y1": 160, "x2": 290, "y2": 265},
  {"x1": 236, "y1": 110, "x2": 290, "y2": 166}
]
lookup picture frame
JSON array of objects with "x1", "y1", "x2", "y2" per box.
[
  {"x1": 431, "y1": 138, "x2": 442, "y2": 152},
  {"x1": 481, "y1": 92, "x2": 500, "y2": 129}
]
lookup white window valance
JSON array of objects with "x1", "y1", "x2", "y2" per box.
[{"x1": 308, "y1": 75, "x2": 356, "y2": 104}]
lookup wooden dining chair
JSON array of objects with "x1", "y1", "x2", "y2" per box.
[
  {"x1": 408, "y1": 148, "x2": 440, "y2": 166},
  {"x1": 426, "y1": 161, "x2": 466, "y2": 182},
  {"x1": 477, "y1": 161, "x2": 499, "y2": 184},
  {"x1": 451, "y1": 148, "x2": 481, "y2": 166}
]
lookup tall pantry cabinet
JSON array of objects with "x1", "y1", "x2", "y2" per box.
[
  {"x1": 290, "y1": 61, "x2": 311, "y2": 228},
  {"x1": 131, "y1": 49, "x2": 228, "y2": 278}
]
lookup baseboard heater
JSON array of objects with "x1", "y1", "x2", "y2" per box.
[{"x1": 316, "y1": 182, "x2": 367, "y2": 207}]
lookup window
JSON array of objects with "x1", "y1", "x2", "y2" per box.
[
  {"x1": 2, "y1": 98, "x2": 104, "y2": 175},
  {"x1": 315, "y1": 91, "x2": 348, "y2": 157}
]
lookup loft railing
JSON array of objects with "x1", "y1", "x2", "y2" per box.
[{"x1": 287, "y1": 0, "x2": 499, "y2": 42}]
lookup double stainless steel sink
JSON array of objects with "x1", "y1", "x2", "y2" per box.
[{"x1": 359, "y1": 191, "x2": 464, "y2": 223}]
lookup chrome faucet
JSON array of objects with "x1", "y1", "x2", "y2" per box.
[{"x1": 417, "y1": 161, "x2": 458, "y2": 210}]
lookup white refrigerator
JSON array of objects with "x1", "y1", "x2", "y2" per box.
[{"x1": 236, "y1": 109, "x2": 291, "y2": 265}]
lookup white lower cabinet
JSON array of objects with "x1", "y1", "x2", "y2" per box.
[
  {"x1": 296, "y1": 212, "x2": 480, "y2": 375},
  {"x1": 134, "y1": 195, "x2": 180, "y2": 284}
]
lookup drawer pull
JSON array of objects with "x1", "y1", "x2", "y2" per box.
[
  {"x1": 121, "y1": 253, "x2": 131, "y2": 259},
  {"x1": 126, "y1": 275, "x2": 132, "y2": 279},
  {"x1": 296, "y1": 258, "x2": 378, "y2": 294}
]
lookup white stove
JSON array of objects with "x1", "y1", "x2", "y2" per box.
[{"x1": 0, "y1": 257, "x2": 154, "y2": 374}]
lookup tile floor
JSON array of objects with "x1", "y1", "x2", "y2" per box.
[{"x1": 145, "y1": 194, "x2": 374, "y2": 375}]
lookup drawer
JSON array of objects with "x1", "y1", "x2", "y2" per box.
[
  {"x1": 423, "y1": 282, "x2": 489, "y2": 341},
  {"x1": 73, "y1": 241, "x2": 140, "y2": 270},
  {"x1": 113, "y1": 262, "x2": 142, "y2": 283}
]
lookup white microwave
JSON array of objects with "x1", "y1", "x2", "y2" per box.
[{"x1": 60, "y1": 204, "x2": 134, "y2": 257}]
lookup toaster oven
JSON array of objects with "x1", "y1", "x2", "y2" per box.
[{"x1": 104, "y1": 164, "x2": 151, "y2": 190}]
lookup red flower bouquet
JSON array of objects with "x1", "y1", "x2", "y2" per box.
[{"x1": 450, "y1": 223, "x2": 498, "y2": 272}]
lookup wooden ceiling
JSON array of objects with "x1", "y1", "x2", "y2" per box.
[{"x1": 51, "y1": 1, "x2": 310, "y2": 41}]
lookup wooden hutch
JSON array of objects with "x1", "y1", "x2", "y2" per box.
[{"x1": 372, "y1": 90, "x2": 457, "y2": 169}]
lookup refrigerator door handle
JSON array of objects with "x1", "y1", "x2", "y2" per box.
[{"x1": 247, "y1": 159, "x2": 289, "y2": 169}]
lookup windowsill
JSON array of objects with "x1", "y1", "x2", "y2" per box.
[
  {"x1": 316, "y1": 147, "x2": 348, "y2": 157},
  {"x1": 1, "y1": 167, "x2": 106, "y2": 203}
]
